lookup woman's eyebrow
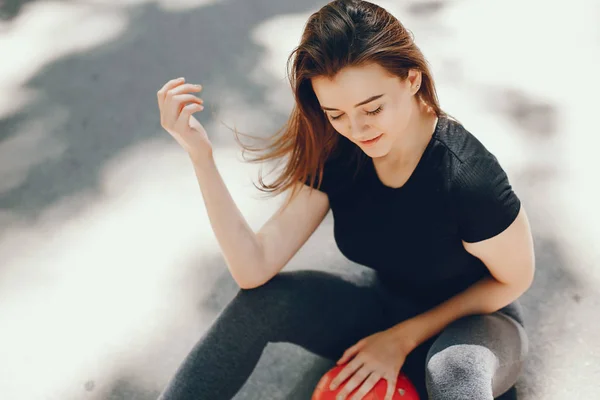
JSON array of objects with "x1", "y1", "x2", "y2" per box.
[{"x1": 321, "y1": 94, "x2": 384, "y2": 111}]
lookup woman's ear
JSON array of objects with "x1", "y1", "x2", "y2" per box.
[{"x1": 407, "y1": 69, "x2": 422, "y2": 94}]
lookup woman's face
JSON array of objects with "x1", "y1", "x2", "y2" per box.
[{"x1": 311, "y1": 63, "x2": 421, "y2": 158}]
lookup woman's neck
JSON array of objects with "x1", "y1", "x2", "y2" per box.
[{"x1": 376, "y1": 103, "x2": 438, "y2": 170}]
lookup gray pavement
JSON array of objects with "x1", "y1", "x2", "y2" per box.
[{"x1": 0, "y1": 0, "x2": 599, "y2": 399}]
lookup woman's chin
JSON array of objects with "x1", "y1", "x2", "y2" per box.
[{"x1": 359, "y1": 140, "x2": 389, "y2": 158}]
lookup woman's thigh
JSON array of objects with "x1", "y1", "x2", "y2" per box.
[
  {"x1": 250, "y1": 269, "x2": 419, "y2": 361},
  {"x1": 425, "y1": 311, "x2": 529, "y2": 398}
]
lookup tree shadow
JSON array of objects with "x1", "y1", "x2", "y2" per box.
[
  {"x1": 0, "y1": 0, "x2": 38, "y2": 20},
  {"x1": 0, "y1": 0, "x2": 324, "y2": 238}
]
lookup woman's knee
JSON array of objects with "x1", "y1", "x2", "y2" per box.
[{"x1": 426, "y1": 344, "x2": 497, "y2": 399}]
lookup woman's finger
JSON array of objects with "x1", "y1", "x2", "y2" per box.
[
  {"x1": 174, "y1": 103, "x2": 205, "y2": 134},
  {"x1": 337, "y1": 339, "x2": 365, "y2": 365},
  {"x1": 349, "y1": 372, "x2": 382, "y2": 400},
  {"x1": 169, "y1": 94, "x2": 204, "y2": 116},
  {"x1": 162, "y1": 91, "x2": 203, "y2": 129},
  {"x1": 330, "y1": 357, "x2": 363, "y2": 390},
  {"x1": 383, "y1": 376, "x2": 398, "y2": 400},
  {"x1": 166, "y1": 83, "x2": 203, "y2": 100},
  {"x1": 163, "y1": 84, "x2": 203, "y2": 124},
  {"x1": 157, "y1": 77, "x2": 185, "y2": 107},
  {"x1": 336, "y1": 366, "x2": 372, "y2": 400},
  {"x1": 178, "y1": 103, "x2": 204, "y2": 122}
]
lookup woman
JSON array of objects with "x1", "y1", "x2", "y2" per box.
[{"x1": 155, "y1": 1, "x2": 534, "y2": 399}]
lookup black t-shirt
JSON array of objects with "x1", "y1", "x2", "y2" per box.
[{"x1": 305, "y1": 115, "x2": 522, "y2": 313}]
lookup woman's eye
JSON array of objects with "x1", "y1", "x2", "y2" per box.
[
  {"x1": 366, "y1": 106, "x2": 383, "y2": 116},
  {"x1": 329, "y1": 106, "x2": 383, "y2": 121}
]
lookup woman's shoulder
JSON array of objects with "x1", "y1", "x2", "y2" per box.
[
  {"x1": 428, "y1": 115, "x2": 515, "y2": 197},
  {"x1": 433, "y1": 116, "x2": 521, "y2": 242},
  {"x1": 432, "y1": 115, "x2": 496, "y2": 166}
]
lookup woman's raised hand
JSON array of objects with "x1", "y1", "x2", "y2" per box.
[{"x1": 157, "y1": 77, "x2": 212, "y2": 159}]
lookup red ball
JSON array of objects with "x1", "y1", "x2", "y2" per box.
[{"x1": 311, "y1": 364, "x2": 420, "y2": 400}]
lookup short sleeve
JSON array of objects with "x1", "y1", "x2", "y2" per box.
[{"x1": 452, "y1": 155, "x2": 521, "y2": 243}]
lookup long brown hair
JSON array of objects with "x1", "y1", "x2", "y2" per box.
[{"x1": 233, "y1": 0, "x2": 445, "y2": 205}]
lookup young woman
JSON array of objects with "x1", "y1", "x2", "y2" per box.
[{"x1": 155, "y1": 1, "x2": 534, "y2": 399}]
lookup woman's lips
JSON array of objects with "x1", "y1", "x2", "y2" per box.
[{"x1": 359, "y1": 133, "x2": 383, "y2": 146}]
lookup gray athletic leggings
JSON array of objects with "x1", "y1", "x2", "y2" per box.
[{"x1": 158, "y1": 269, "x2": 529, "y2": 399}]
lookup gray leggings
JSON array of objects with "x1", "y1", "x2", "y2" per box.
[{"x1": 158, "y1": 270, "x2": 529, "y2": 399}]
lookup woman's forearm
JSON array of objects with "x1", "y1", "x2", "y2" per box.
[
  {"x1": 392, "y1": 275, "x2": 530, "y2": 351},
  {"x1": 190, "y1": 153, "x2": 270, "y2": 289}
]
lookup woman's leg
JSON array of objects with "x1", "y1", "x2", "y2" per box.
[
  {"x1": 158, "y1": 269, "x2": 417, "y2": 400},
  {"x1": 424, "y1": 306, "x2": 529, "y2": 400}
]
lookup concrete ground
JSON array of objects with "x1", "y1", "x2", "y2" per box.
[{"x1": 0, "y1": 0, "x2": 599, "y2": 399}]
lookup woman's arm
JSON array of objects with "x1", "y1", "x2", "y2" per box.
[
  {"x1": 157, "y1": 78, "x2": 330, "y2": 290},
  {"x1": 192, "y1": 153, "x2": 330, "y2": 289},
  {"x1": 389, "y1": 205, "x2": 535, "y2": 350}
]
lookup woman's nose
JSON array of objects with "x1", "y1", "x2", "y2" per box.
[{"x1": 348, "y1": 117, "x2": 371, "y2": 139}]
